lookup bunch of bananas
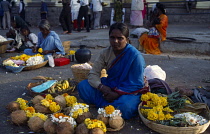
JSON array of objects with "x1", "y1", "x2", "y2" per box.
[{"x1": 48, "y1": 79, "x2": 76, "y2": 94}]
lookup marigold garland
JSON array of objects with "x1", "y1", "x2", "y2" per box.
[
  {"x1": 140, "y1": 92, "x2": 174, "y2": 121},
  {"x1": 63, "y1": 93, "x2": 77, "y2": 107},
  {"x1": 98, "y1": 105, "x2": 122, "y2": 117},
  {"x1": 16, "y1": 98, "x2": 28, "y2": 110},
  {"x1": 41, "y1": 99, "x2": 60, "y2": 113},
  {"x1": 84, "y1": 118, "x2": 107, "y2": 132}
]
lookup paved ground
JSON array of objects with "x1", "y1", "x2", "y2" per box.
[{"x1": 0, "y1": 24, "x2": 210, "y2": 134}]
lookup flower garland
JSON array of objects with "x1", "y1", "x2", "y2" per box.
[
  {"x1": 63, "y1": 93, "x2": 77, "y2": 107},
  {"x1": 84, "y1": 118, "x2": 107, "y2": 132},
  {"x1": 69, "y1": 103, "x2": 89, "y2": 119},
  {"x1": 51, "y1": 113, "x2": 77, "y2": 127},
  {"x1": 10, "y1": 53, "x2": 44, "y2": 62},
  {"x1": 140, "y1": 92, "x2": 174, "y2": 121},
  {"x1": 98, "y1": 105, "x2": 122, "y2": 117},
  {"x1": 16, "y1": 98, "x2": 28, "y2": 110}
]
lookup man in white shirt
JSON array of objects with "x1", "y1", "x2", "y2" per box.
[
  {"x1": 92, "y1": 0, "x2": 103, "y2": 29},
  {"x1": 77, "y1": 0, "x2": 90, "y2": 32}
]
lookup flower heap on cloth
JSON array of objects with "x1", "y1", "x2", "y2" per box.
[
  {"x1": 3, "y1": 60, "x2": 19, "y2": 67},
  {"x1": 69, "y1": 103, "x2": 89, "y2": 119},
  {"x1": 41, "y1": 94, "x2": 61, "y2": 113},
  {"x1": 140, "y1": 92, "x2": 174, "y2": 121},
  {"x1": 84, "y1": 118, "x2": 107, "y2": 133},
  {"x1": 26, "y1": 56, "x2": 44, "y2": 66},
  {"x1": 51, "y1": 113, "x2": 77, "y2": 127},
  {"x1": 10, "y1": 53, "x2": 44, "y2": 62},
  {"x1": 62, "y1": 93, "x2": 77, "y2": 107},
  {"x1": 173, "y1": 112, "x2": 208, "y2": 126},
  {"x1": 98, "y1": 105, "x2": 122, "y2": 117},
  {"x1": 16, "y1": 98, "x2": 48, "y2": 121}
]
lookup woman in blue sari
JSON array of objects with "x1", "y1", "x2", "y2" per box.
[
  {"x1": 24, "y1": 19, "x2": 65, "y2": 56},
  {"x1": 77, "y1": 22, "x2": 147, "y2": 119}
]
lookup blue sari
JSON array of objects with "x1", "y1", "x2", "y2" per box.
[
  {"x1": 24, "y1": 31, "x2": 65, "y2": 55},
  {"x1": 78, "y1": 44, "x2": 145, "y2": 119}
]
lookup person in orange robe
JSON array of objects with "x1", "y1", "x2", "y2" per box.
[{"x1": 139, "y1": 3, "x2": 168, "y2": 55}]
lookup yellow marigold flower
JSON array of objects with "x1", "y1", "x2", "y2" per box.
[
  {"x1": 84, "y1": 118, "x2": 107, "y2": 132},
  {"x1": 16, "y1": 98, "x2": 28, "y2": 110},
  {"x1": 65, "y1": 95, "x2": 77, "y2": 107},
  {"x1": 147, "y1": 111, "x2": 158, "y2": 121},
  {"x1": 160, "y1": 97, "x2": 168, "y2": 106},
  {"x1": 72, "y1": 111, "x2": 79, "y2": 118},
  {"x1": 165, "y1": 113, "x2": 174, "y2": 120},
  {"x1": 38, "y1": 48, "x2": 43, "y2": 53},
  {"x1": 69, "y1": 50, "x2": 76, "y2": 55},
  {"x1": 158, "y1": 111, "x2": 165, "y2": 120},
  {"x1": 49, "y1": 102, "x2": 60, "y2": 113},
  {"x1": 33, "y1": 113, "x2": 48, "y2": 121},
  {"x1": 105, "y1": 105, "x2": 115, "y2": 114},
  {"x1": 163, "y1": 107, "x2": 174, "y2": 113},
  {"x1": 77, "y1": 108, "x2": 83, "y2": 115},
  {"x1": 141, "y1": 94, "x2": 150, "y2": 101},
  {"x1": 45, "y1": 94, "x2": 54, "y2": 100},
  {"x1": 41, "y1": 99, "x2": 50, "y2": 107},
  {"x1": 153, "y1": 105, "x2": 163, "y2": 112}
]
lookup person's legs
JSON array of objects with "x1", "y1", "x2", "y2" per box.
[
  {"x1": 59, "y1": 11, "x2": 68, "y2": 33},
  {"x1": 77, "y1": 7, "x2": 83, "y2": 32},
  {"x1": 93, "y1": 11, "x2": 101, "y2": 29},
  {"x1": 2, "y1": 12, "x2": 6, "y2": 29},
  {"x1": 5, "y1": 11, "x2": 10, "y2": 29},
  {"x1": 83, "y1": 6, "x2": 90, "y2": 32},
  {"x1": 66, "y1": 12, "x2": 72, "y2": 34}
]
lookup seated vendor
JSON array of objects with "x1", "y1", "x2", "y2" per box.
[
  {"x1": 24, "y1": 19, "x2": 65, "y2": 56},
  {"x1": 139, "y1": 3, "x2": 168, "y2": 55},
  {"x1": 77, "y1": 22, "x2": 147, "y2": 120},
  {"x1": 6, "y1": 16, "x2": 28, "y2": 52}
]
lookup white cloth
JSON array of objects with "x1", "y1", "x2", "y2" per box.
[
  {"x1": 80, "y1": 0, "x2": 89, "y2": 6},
  {"x1": 130, "y1": 28, "x2": 149, "y2": 38},
  {"x1": 131, "y1": 0, "x2": 144, "y2": 11},
  {"x1": 144, "y1": 65, "x2": 166, "y2": 81},
  {"x1": 92, "y1": 0, "x2": 102, "y2": 12},
  {"x1": 19, "y1": 2, "x2": 23, "y2": 13},
  {"x1": 71, "y1": 0, "x2": 81, "y2": 12}
]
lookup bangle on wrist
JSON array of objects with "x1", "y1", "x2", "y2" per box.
[{"x1": 98, "y1": 84, "x2": 103, "y2": 90}]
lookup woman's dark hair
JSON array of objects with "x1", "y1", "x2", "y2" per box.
[
  {"x1": 156, "y1": 3, "x2": 166, "y2": 14},
  {"x1": 109, "y1": 22, "x2": 129, "y2": 38},
  {"x1": 20, "y1": 26, "x2": 31, "y2": 33}
]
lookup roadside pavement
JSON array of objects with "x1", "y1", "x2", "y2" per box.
[{"x1": 0, "y1": 24, "x2": 210, "y2": 134}]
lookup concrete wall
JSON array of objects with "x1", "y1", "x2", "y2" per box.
[{"x1": 25, "y1": 4, "x2": 210, "y2": 27}]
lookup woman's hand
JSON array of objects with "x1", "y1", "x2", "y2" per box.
[
  {"x1": 32, "y1": 46, "x2": 37, "y2": 53},
  {"x1": 98, "y1": 84, "x2": 121, "y2": 102}
]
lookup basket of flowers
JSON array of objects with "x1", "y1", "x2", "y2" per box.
[
  {"x1": 138, "y1": 92, "x2": 210, "y2": 134},
  {"x1": 3, "y1": 53, "x2": 48, "y2": 73}
]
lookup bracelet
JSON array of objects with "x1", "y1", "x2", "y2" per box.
[{"x1": 97, "y1": 84, "x2": 104, "y2": 90}]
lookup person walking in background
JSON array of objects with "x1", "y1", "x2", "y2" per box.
[
  {"x1": 59, "y1": 0, "x2": 72, "y2": 35},
  {"x1": 40, "y1": 0, "x2": 48, "y2": 20},
  {"x1": 11, "y1": 1, "x2": 19, "y2": 18},
  {"x1": 92, "y1": 0, "x2": 103, "y2": 30},
  {"x1": 19, "y1": 0, "x2": 25, "y2": 21},
  {"x1": 71, "y1": 0, "x2": 81, "y2": 31},
  {"x1": 130, "y1": 0, "x2": 144, "y2": 28},
  {"x1": 0, "y1": 0, "x2": 11, "y2": 30},
  {"x1": 77, "y1": 0, "x2": 90, "y2": 32},
  {"x1": 0, "y1": 4, "x2": 4, "y2": 29}
]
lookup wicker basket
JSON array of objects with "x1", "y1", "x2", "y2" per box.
[
  {"x1": 138, "y1": 103, "x2": 210, "y2": 134},
  {"x1": 71, "y1": 65, "x2": 91, "y2": 83},
  {"x1": 0, "y1": 40, "x2": 13, "y2": 54},
  {"x1": 23, "y1": 60, "x2": 48, "y2": 71}
]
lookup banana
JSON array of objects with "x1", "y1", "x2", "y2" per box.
[
  {"x1": 62, "y1": 83, "x2": 67, "y2": 90},
  {"x1": 65, "y1": 80, "x2": 69, "y2": 89}
]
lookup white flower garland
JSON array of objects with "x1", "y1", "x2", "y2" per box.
[
  {"x1": 98, "y1": 108, "x2": 122, "y2": 117},
  {"x1": 26, "y1": 56, "x2": 44, "y2": 66},
  {"x1": 51, "y1": 114, "x2": 77, "y2": 127}
]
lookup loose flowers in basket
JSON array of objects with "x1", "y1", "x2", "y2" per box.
[
  {"x1": 97, "y1": 105, "x2": 125, "y2": 131},
  {"x1": 139, "y1": 92, "x2": 210, "y2": 134}
]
